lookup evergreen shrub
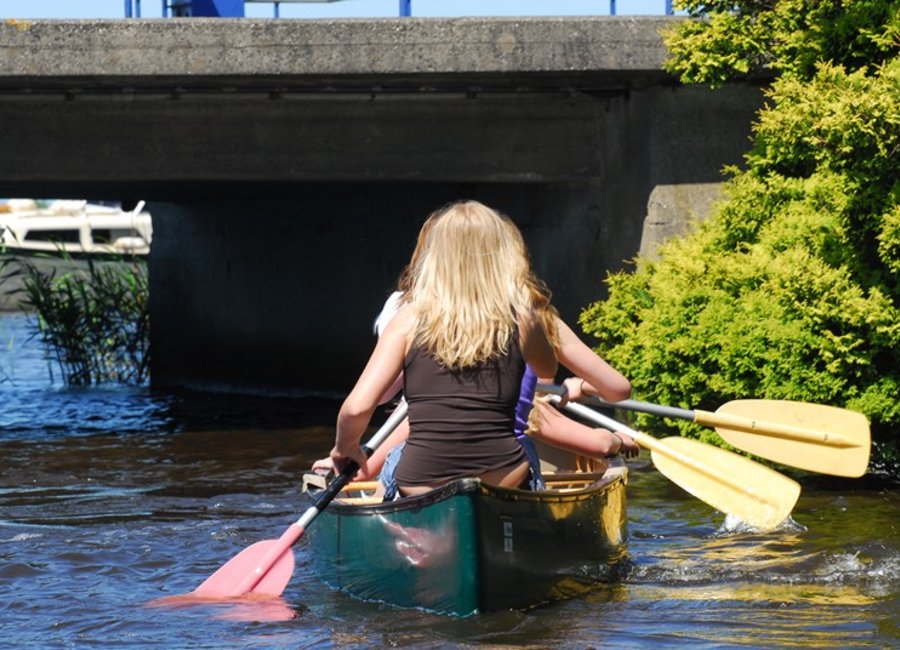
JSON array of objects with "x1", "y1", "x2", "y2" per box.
[{"x1": 581, "y1": 1, "x2": 900, "y2": 472}]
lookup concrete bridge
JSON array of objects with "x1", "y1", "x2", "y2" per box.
[{"x1": 0, "y1": 17, "x2": 764, "y2": 394}]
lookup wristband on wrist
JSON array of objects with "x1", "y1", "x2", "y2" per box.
[{"x1": 609, "y1": 431, "x2": 623, "y2": 454}]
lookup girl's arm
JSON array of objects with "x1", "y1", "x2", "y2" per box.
[
  {"x1": 521, "y1": 313, "x2": 558, "y2": 381},
  {"x1": 313, "y1": 416, "x2": 409, "y2": 479},
  {"x1": 330, "y1": 308, "x2": 412, "y2": 473},
  {"x1": 554, "y1": 317, "x2": 631, "y2": 402},
  {"x1": 531, "y1": 317, "x2": 639, "y2": 458},
  {"x1": 379, "y1": 373, "x2": 404, "y2": 405},
  {"x1": 529, "y1": 397, "x2": 640, "y2": 458}
]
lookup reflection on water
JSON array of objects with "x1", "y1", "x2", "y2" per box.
[
  {"x1": 0, "y1": 312, "x2": 898, "y2": 648},
  {"x1": 148, "y1": 593, "x2": 303, "y2": 623}
]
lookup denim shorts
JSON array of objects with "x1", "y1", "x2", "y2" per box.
[
  {"x1": 379, "y1": 442, "x2": 406, "y2": 501},
  {"x1": 517, "y1": 435, "x2": 546, "y2": 491}
]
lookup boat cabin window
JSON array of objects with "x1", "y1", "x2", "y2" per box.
[
  {"x1": 91, "y1": 229, "x2": 113, "y2": 244},
  {"x1": 92, "y1": 228, "x2": 142, "y2": 244},
  {"x1": 23, "y1": 229, "x2": 81, "y2": 244}
]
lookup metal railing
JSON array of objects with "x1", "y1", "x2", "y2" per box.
[{"x1": 125, "y1": 1, "x2": 674, "y2": 19}]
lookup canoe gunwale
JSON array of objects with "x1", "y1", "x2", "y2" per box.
[
  {"x1": 329, "y1": 477, "x2": 482, "y2": 516},
  {"x1": 314, "y1": 468, "x2": 625, "y2": 516}
]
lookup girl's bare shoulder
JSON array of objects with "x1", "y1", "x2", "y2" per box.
[{"x1": 381, "y1": 302, "x2": 416, "y2": 338}]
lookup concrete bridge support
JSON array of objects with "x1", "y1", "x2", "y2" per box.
[
  {"x1": 148, "y1": 82, "x2": 762, "y2": 393},
  {"x1": 0, "y1": 18, "x2": 764, "y2": 393}
]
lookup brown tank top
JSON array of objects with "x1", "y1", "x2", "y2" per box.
[{"x1": 395, "y1": 334, "x2": 527, "y2": 486}]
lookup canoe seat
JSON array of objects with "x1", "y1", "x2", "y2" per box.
[
  {"x1": 337, "y1": 496, "x2": 384, "y2": 506},
  {"x1": 544, "y1": 470, "x2": 608, "y2": 492}
]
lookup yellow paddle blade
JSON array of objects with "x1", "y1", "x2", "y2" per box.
[
  {"x1": 555, "y1": 398, "x2": 800, "y2": 530},
  {"x1": 649, "y1": 436, "x2": 801, "y2": 531},
  {"x1": 700, "y1": 400, "x2": 871, "y2": 478}
]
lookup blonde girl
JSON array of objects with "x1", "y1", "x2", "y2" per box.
[{"x1": 329, "y1": 201, "x2": 557, "y2": 495}]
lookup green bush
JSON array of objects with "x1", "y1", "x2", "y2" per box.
[
  {"x1": 664, "y1": 0, "x2": 899, "y2": 87},
  {"x1": 581, "y1": 2, "x2": 900, "y2": 472}
]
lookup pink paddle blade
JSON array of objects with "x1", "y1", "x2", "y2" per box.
[
  {"x1": 192, "y1": 539, "x2": 295, "y2": 598},
  {"x1": 189, "y1": 406, "x2": 407, "y2": 601}
]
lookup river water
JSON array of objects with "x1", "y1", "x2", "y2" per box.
[{"x1": 0, "y1": 311, "x2": 897, "y2": 649}]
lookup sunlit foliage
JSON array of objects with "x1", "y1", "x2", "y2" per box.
[{"x1": 581, "y1": 1, "x2": 899, "y2": 470}]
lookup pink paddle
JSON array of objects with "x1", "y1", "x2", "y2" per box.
[{"x1": 192, "y1": 403, "x2": 408, "y2": 598}]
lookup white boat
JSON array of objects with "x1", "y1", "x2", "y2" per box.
[
  {"x1": 0, "y1": 199, "x2": 153, "y2": 311},
  {"x1": 0, "y1": 199, "x2": 152, "y2": 256}
]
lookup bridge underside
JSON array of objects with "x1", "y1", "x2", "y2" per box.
[{"x1": 0, "y1": 19, "x2": 764, "y2": 393}]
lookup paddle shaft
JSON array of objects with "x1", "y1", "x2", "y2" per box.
[
  {"x1": 581, "y1": 395, "x2": 856, "y2": 447},
  {"x1": 536, "y1": 383, "x2": 676, "y2": 453},
  {"x1": 229, "y1": 401, "x2": 408, "y2": 596},
  {"x1": 556, "y1": 399, "x2": 763, "y2": 499}
]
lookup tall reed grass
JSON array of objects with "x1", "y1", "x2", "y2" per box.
[{"x1": 2, "y1": 253, "x2": 150, "y2": 385}]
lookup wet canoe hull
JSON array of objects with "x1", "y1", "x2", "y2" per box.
[{"x1": 306, "y1": 468, "x2": 628, "y2": 616}]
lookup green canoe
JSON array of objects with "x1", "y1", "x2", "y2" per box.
[{"x1": 304, "y1": 464, "x2": 628, "y2": 616}]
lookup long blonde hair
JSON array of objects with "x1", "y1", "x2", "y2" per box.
[{"x1": 406, "y1": 201, "x2": 557, "y2": 369}]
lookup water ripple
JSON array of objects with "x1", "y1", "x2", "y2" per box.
[{"x1": 0, "y1": 312, "x2": 898, "y2": 649}]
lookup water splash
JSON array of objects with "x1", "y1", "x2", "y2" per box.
[
  {"x1": 1, "y1": 532, "x2": 43, "y2": 542},
  {"x1": 718, "y1": 513, "x2": 808, "y2": 536}
]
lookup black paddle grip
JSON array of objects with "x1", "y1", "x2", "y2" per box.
[{"x1": 309, "y1": 445, "x2": 374, "y2": 510}]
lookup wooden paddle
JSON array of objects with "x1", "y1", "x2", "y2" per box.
[
  {"x1": 192, "y1": 401, "x2": 408, "y2": 598},
  {"x1": 578, "y1": 394, "x2": 870, "y2": 478},
  {"x1": 541, "y1": 390, "x2": 800, "y2": 531}
]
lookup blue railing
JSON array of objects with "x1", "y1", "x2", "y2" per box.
[{"x1": 126, "y1": 1, "x2": 674, "y2": 19}]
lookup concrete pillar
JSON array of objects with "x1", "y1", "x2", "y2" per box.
[
  {"x1": 639, "y1": 183, "x2": 724, "y2": 260},
  {"x1": 148, "y1": 182, "x2": 639, "y2": 393},
  {"x1": 148, "y1": 83, "x2": 763, "y2": 394}
]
